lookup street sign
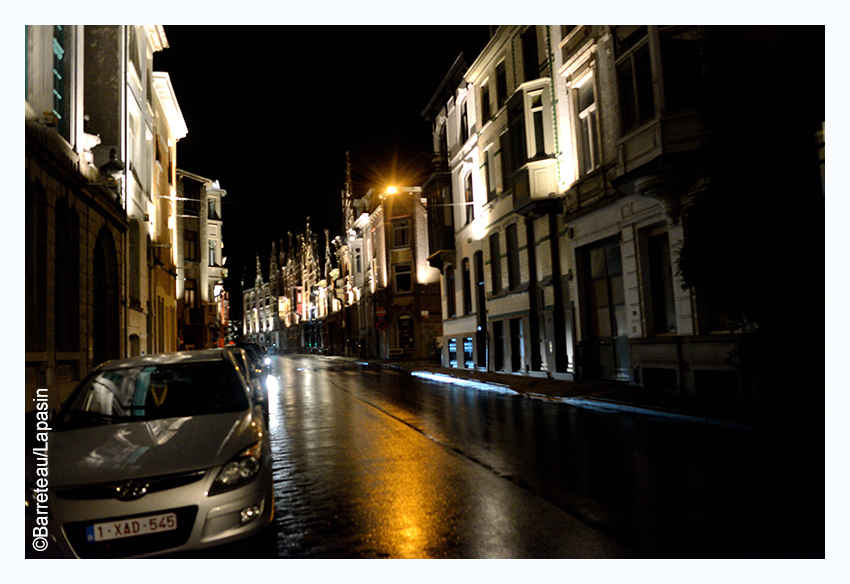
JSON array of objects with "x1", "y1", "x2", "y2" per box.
[
  {"x1": 376, "y1": 307, "x2": 387, "y2": 318},
  {"x1": 376, "y1": 320, "x2": 387, "y2": 332}
]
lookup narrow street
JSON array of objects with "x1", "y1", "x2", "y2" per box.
[{"x1": 195, "y1": 354, "x2": 823, "y2": 559}]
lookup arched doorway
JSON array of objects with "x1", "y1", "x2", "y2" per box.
[{"x1": 92, "y1": 227, "x2": 120, "y2": 365}]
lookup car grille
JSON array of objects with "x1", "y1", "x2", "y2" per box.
[
  {"x1": 54, "y1": 469, "x2": 207, "y2": 500},
  {"x1": 63, "y1": 506, "x2": 198, "y2": 558}
]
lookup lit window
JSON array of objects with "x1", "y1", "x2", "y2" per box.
[
  {"x1": 574, "y1": 75, "x2": 600, "y2": 174},
  {"x1": 530, "y1": 91, "x2": 546, "y2": 158}
]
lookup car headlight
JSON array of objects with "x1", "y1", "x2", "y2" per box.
[
  {"x1": 264, "y1": 356, "x2": 271, "y2": 366},
  {"x1": 210, "y1": 441, "x2": 263, "y2": 495}
]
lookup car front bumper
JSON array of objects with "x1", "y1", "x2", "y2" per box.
[{"x1": 48, "y1": 463, "x2": 274, "y2": 558}]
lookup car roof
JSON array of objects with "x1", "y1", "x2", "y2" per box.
[{"x1": 96, "y1": 349, "x2": 233, "y2": 371}]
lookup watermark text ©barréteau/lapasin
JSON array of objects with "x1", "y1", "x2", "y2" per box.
[{"x1": 30, "y1": 388, "x2": 50, "y2": 552}]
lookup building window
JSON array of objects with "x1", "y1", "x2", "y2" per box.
[
  {"x1": 185, "y1": 229, "x2": 198, "y2": 262},
  {"x1": 484, "y1": 146, "x2": 497, "y2": 202},
  {"x1": 354, "y1": 246, "x2": 362, "y2": 273},
  {"x1": 439, "y1": 124, "x2": 449, "y2": 170},
  {"x1": 498, "y1": 134, "x2": 511, "y2": 194},
  {"x1": 394, "y1": 264, "x2": 412, "y2": 293},
  {"x1": 208, "y1": 199, "x2": 219, "y2": 220},
  {"x1": 530, "y1": 91, "x2": 547, "y2": 159},
  {"x1": 208, "y1": 240, "x2": 217, "y2": 266},
  {"x1": 481, "y1": 81, "x2": 491, "y2": 122},
  {"x1": 185, "y1": 279, "x2": 197, "y2": 308},
  {"x1": 522, "y1": 27, "x2": 540, "y2": 82},
  {"x1": 573, "y1": 74, "x2": 601, "y2": 174},
  {"x1": 614, "y1": 25, "x2": 656, "y2": 134},
  {"x1": 446, "y1": 265, "x2": 457, "y2": 318},
  {"x1": 462, "y1": 257, "x2": 472, "y2": 315},
  {"x1": 393, "y1": 220, "x2": 410, "y2": 248},
  {"x1": 506, "y1": 93, "x2": 527, "y2": 177},
  {"x1": 464, "y1": 337, "x2": 475, "y2": 368},
  {"x1": 489, "y1": 232, "x2": 502, "y2": 293},
  {"x1": 506, "y1": 223, "x2": 520, "y2": 290},
  {"x1": 464, "y1": 173, "x2": 474, "y2": 225},
  {"x1": 460, "y1": 99, "x2": 469, "y2": 144},
  {"x1": 496, "y1": 61, "x2": 507, "y2": 108},
  {"x1": 448, "y1": 337, "x2": 458, "y2": 368},
  {"x1": 645, "y1": 228, "x2": 676, "y2": 334}
]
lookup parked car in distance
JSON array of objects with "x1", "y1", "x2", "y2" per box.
[
  {"x1": 226, "y1": 346, "x2": 265, "y2": 406},
  {"x1": 232, "y1": 342, "x2": 271, "y2": 393},
  {"x1": 39, "y1": 349, "x2": 274, "y2": 558}
]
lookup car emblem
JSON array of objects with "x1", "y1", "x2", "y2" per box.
[{"x1": 115, "y1": 480, "x2": 149, "y2": 501}]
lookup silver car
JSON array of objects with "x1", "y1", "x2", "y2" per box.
[{"x1": 43, "y1": 349, "x2": 274, "y2": 558}]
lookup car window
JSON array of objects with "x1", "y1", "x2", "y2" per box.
[{"x1": 59, "y1": 361, "x2": 249, "y2": 429}]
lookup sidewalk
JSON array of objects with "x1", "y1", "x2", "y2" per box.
[{"x1": 334, "y1": 357, "x2": 795, "y2": 432}]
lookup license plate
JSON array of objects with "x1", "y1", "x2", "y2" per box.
[{"x1": 85, "y1": 512, "x2": 177, "y2": 542}]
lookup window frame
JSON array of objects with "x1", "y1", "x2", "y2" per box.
[
  {"x1": 481, "y1": 80, "x2": 491, "y2": 122},
  {"x1": 445, "y1": 264, "x2": 457, "y2": 318},
  {"x1": 463, "y1": 172, "x2": 474, "y2": 225},
  {"x1": 394, "y1": 263, "x2": 412, "y2": 294},
  {"x1": 489, "y1": 232, "x2": 502, "y2": 293},
  {"x1": 462, "y1": 257, "x2": 472, "y2": 315},
  {"x1": 392, "y1": 219, "x2": 410, "y2": 249},
  {"x1": 614, "y1": 25, "x2": 657, "y2": 135},
  {"x1": 572, "y1": 72, "x2": 601, "y2": 175},
  {"x1": 506, "y1": 223, "x2": 520, "y2": 291},
  {"x1": 496, "y1": 60, "x2": 508, "y2": 108}
]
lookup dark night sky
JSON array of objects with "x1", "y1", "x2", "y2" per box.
[{"x1": 153, "y1": 25, "x2": 493, "y2": 320}]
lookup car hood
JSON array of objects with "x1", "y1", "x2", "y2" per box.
[{"x1": 49, "y1": 410, "x2": 259, "y2": 487}]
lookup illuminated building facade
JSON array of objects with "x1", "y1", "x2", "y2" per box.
[
  {"x1": 25, "y1": 25, "x2": 185, "y2": 411},
  {"x1": 149, "y1": 72, "x2": 187, "y2": 354},
  {"x1": 25, "y1": 25, "x2": 129, "y2": 410},
  {"x1": 345, "y1": 187, "x2": 443, "y2": 360},
  {"x1": 175, "y1": 170, "x2": 227, "y2": 349},
  {"x1": 243, "y1": 220, "x2": 323, "y2": 353},
  {"x1": 423, "y1": 25, "x2": 824, "y2": 400}
]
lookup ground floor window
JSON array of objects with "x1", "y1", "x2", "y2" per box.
[
  {"x1": 448, "y1": 338, "x2": 458, "y2": 367},
  {"x1": 464, "y1": 337, "x2": 474, "y2": 368}
]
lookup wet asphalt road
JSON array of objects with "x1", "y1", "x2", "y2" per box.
[{"x1": 204, "y1": 354, "x2": 823, "y2": 559}]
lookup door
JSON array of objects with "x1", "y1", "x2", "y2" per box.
[{"x1": 580, "y1": 237, "x2": 629, "y2": 381}]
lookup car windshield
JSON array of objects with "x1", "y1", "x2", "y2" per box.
[{"x1": 59, "y1": 361, "x2": 249, "y2": 429}]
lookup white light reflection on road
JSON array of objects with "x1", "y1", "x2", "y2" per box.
[{"x1": 410, "y1": 371, "x2": 520, "y2": 395}]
